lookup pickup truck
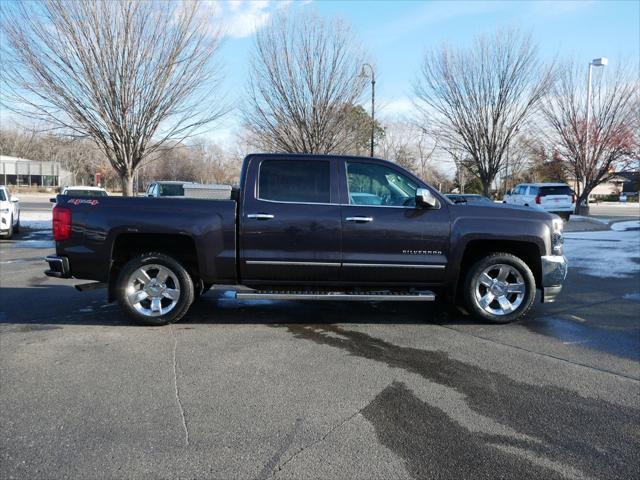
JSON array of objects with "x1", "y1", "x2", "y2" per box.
[{"x1": 45, "y1": 154, "x2": 567, "y2": 325}]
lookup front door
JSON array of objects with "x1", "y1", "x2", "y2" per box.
[
  {"x1": 240, "y1": 156, "x2": 342, "y2": 283},
  {"x1": 339, "y1": 160, "x2": 449, "y2": 285}
]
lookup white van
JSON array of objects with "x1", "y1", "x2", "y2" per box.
[{"x1": 503, "y1": 183, "x2": 575, "y2": 220}]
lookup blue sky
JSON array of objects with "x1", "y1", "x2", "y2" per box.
[{"x1": 210, "y1": 0, "x2": 639, "y2": 144}]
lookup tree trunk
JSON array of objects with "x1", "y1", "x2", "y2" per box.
[
  {"x1": 120, "y1": 173, "x2": 134, "y2": 197},
  {"x1": 482, "y1": 180, "x2": 491, "y2": 198},
  {"x1": 575, "y1": 190, "x2": 590, "y2": 216}
]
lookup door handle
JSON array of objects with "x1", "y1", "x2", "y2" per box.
[
  {"x1": 247, "y1": 213, "x2": 275, "y2": 220},
  {"x1": 345, "y1": 216, "x2": 373, "y2": 223}
]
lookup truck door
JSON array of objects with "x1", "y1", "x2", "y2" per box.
[
  {"x1": 240, "y1": 156, "x2": 342, "y2": 283},
  {"x1": 339, "y1": 160, "x2": 449, "y2": 285}
]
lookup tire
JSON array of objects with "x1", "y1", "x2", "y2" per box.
[
  {"x1": 6, "y1": 217, "x2": 13, "y2": 239},
  {"x1": 463, "y1": 252, "x2": 536, "y2": 324},
  {"x1": 13, "y1": 215, "x2": 20, "y2": 234},
  {"x1": 116, "y1": 252, "x2": 195, "y2": 326}
]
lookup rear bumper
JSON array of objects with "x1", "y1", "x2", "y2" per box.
[
  {"x1": 44, "y1": 255, "x2": 71, "y2": 278},
  {"x1": 540, "y1": 255, "x2": 568, "y2": 303}
]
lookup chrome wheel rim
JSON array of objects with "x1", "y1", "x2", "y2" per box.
[
  {"x1": 474, "y1": 264, "x2": 526, "y2": 316},
  {"x1": 126, "y1": 264, "x2": 180, "y2": 317}
]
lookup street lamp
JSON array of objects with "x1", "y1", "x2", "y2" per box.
[
  {"x1": 583, "y1": 57, "x2": 607, "y2": 207},
  {"x1": 359, "y1": 63, "x2": 376, "y2": 157},
  {"x1": 586, "y1": 57, "x2": 607, "y2": 154}
]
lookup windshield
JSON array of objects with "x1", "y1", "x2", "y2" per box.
[
  {"x1": 160, "y1": 184, "x2": 184, "y2": 196},
  {"x1": 64, "y1": 189, "x2": 108, "y2": 197}
]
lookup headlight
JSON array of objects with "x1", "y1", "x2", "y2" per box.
[{"x1": 551, "y1": 218, "x2": 563, "y2": 255}]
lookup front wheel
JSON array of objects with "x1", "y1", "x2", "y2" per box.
[
  {"x1": 463, "y1": 253, "x2": 536, "y2": 324},
  {"x1": 116, "y1": 252, "x2": 195, "y2": 325}
]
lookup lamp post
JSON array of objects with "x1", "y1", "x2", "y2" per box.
[
  {"x1": 583, "y1": 57, "x2": 607, "y2": 211},
  {"x1": 360, "y1": 63, "x2": 376, "y2": 157}
]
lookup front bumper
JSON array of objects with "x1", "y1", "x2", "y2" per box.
[
  {"x1": 540, "y1": 255, "x2": 568, "y2": 303},
  {"x1": 44, "y1": 255, "x2": 71, "y2": 278}
]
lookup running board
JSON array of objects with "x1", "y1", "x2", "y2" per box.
[{"x1": 234, "y1": 290, "x2": 435, "y2": 302}]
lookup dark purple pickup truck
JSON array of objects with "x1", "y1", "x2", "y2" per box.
[{"x1": 45, "y1": 154, "x2": 567, "y2": 325}]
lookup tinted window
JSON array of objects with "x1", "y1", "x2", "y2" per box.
[
  {"x1": 540, "y1": 186, "x2": 573, "y2": 196},
  {"x1": 0, "y1": 189, "x2": 6, "y2": 201},
  {"x1": 259, "y1": 160, "x2": 330, "y2": 203},
  {"x1": 159, "y1": 184, "x2": 184, "y2": 196},
  {"x1": 346, "y1": 162, "x2": 418, "y2": 207}
]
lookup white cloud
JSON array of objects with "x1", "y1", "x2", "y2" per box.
[
  {"x1": 378, "y1": 97, "x2": 415, "y2": 117},
  {"x1": 198, "y1": 0, "x2": 308, "y2": 39}
]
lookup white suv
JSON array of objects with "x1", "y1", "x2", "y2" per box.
[
  {"x1": 503, "y1": 183, "x2": 575, "y2": 220},
  {"x1": 0, "y1": 185, "x2": 20, "y2": 238}
]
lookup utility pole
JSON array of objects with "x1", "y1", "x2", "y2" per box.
[{"x1": 360, "y1": 63, "x2": 376, "y2": 157}]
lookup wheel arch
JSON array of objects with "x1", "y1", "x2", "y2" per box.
[{"x1": 108, "y1": 233, "x2": 199, "y2": 302}]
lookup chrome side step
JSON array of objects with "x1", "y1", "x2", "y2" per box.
[{"x1": 234, "y1": 290, "x2": 435, "y2": 302}]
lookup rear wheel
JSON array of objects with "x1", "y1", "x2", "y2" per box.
[
  {"x1": 463, "y1": 253, "x2": 536, "y2": 324},
  {"x1": 116, "y1": 252, "x2": 194, "y2": 325}
]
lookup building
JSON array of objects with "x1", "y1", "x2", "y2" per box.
[
  {"x1": 568, "y1": 171, "x2": 640, "y2": 199},
  {"x1": 0, "y1": 155, "x2": 71, "y2": 187}
]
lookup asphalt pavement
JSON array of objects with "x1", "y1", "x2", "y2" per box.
[{"x1": 1, "y1": 199, "x2": 639, "y2": 479}]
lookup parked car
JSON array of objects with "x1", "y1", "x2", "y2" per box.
[
  {"x1": 0, "y1": 185, "x2": 20, "y2": 238},
  {"x1": 45, "y1": 154, "x2": 567, "y2": 326},
  {"x1": 445, "y1": 194, "x2": 493, "y2": 205},
  {"x1": 145, "y1": 181, "x2": 189, "y2": 197},
  {"x1": 503, "y1": 183, "x2": 575, "y2": 220}
]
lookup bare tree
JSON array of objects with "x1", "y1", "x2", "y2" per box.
[
  {"x1": 1, "y1": 0, "x2": 226, "y2": 195},
  {"x1": 541, "y1": 61, "x2": 638, "y2": 212},
  {"x1": 414, "y1": 30, "x2": 553, "y2": 196},
  {"x1": 244, "y1": 12, "x2": 366, "y2": 154}
]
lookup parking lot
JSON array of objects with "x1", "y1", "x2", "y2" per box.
[{"x1": 1, "y1": 200, "x2": 639, "y2": 479}]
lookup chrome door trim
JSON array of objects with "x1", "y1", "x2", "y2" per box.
[
  {"x1": 343, "y1": 263, "x2": 446, "y2": 269},
  {"x1": 345, "y1": 216, "x2": 373, "y2": 222},
  {"x1": 245, "y1": 260, "x2": 341, "y2": 267},
  {"x1": 246, "y1": 213, "x2": 275, "y2": 220}
]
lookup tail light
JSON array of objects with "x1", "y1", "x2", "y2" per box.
[
  {"x1": 53, "y1": 206, "x2": 72, "y2": 241},
  {"x1": 535, "y1": 195, "x2": 542, "y2": 204},
  {"x1": 572, "y1": 194, "x2": 576, "y2": 204}
]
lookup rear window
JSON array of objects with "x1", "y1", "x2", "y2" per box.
[
  {"x1": 65, "y1": 189, "x2": 108, "y2": 197},
  {"x1": 259, "y1": 160, "x2": 330, "y2": 203},
  {"x1": 539, "y1": 186, "x2": 573, "y2": 196}
]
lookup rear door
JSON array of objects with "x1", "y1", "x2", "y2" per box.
[
  {"x1": 339, "y1": 159, "x2": 449, "y2": 285},
  {"x1": 240, "y1": 156, "x2": 342, "y2": 283}
]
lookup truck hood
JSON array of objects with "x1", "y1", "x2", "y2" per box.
[{"x1": 449, "y1": 201, "x2": 555, "y2": 222}]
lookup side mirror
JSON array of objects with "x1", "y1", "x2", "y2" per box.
[
  {"x1": 416, "y1": 188, "x2": 438, "y2": 208},
  {"x1": 11, "y1": 196, "x2": 19, "y2": 203},
  {"x1": 50, "y1": 197, "x2": 57, "y2": 203}
]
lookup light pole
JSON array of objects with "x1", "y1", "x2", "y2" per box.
[
  {"x1": 583, "y1": 57, "x2": 607, "y2": 210},
  {"x1": 360, "y1": 63, "x2": 375, "y2": 157}
]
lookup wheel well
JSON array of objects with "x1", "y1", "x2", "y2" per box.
[
  {"x1": 108, "y1": 233, "x2": 199, "y2": 301},
  {"x1": 459, "y1": 240, "x2": 542, "y2": 290}
]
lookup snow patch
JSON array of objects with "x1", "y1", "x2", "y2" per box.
[
  {"x1": 564, "y1": 228, "x2": 640, "y2": 278},
  {"x1": 610, "y1": 221, "x2": 640, "y2": 232},
  {"x1": 20, "y1": 211, "x2": 52, "y2": 231}
]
